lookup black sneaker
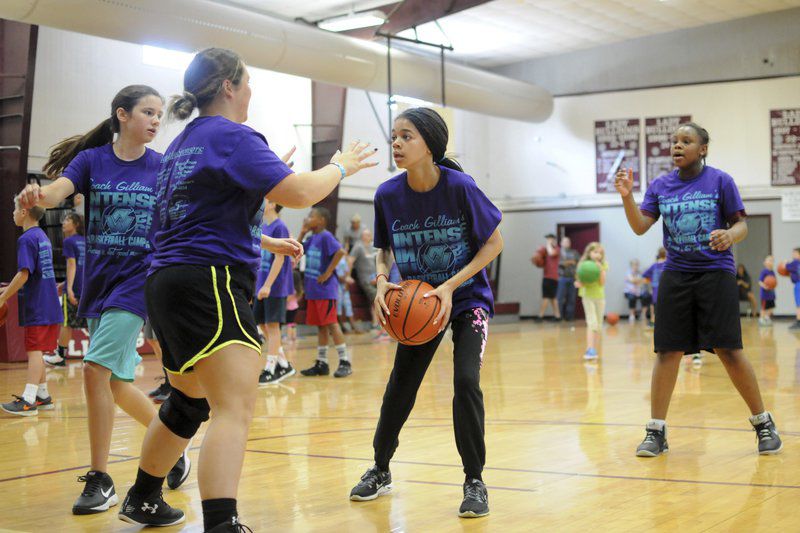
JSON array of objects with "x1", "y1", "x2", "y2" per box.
[
  {"x1": 258, "y1": 368, "x2": 275, "y2": 387},
  {"x1": 301, "y1": 360, "x2": 330, "y2": 376},
  {"x1": 72, "y1": 470, "x2": 118, "y2": 515},
  {"x1": 752, "y1": 413, "x2": 782, "y2": 455},
  {"x1": 636, "y1": 426, "x2": 669, "y2": 457},
  {"x1": 1, "y1": 395, "x2": 37, "y2": 417},
  {"x1": 118, "y1": 489, "x2": 185, "y2": 526},
  {"x1": 459, "y1": 478, "x2": 489, "y2": 518},
  {"x1": 35, "y1": 395, "x2": 55, "y2": 410},
  {"x1": 166, "y1": 450, "x2": 191, "y2": 490},
  {"x1": 334, "y1": 360, "x2": 352, "y2": 378},
  {"x1": 148, "y1": 377, "x2": 170, "y2": 399},
  {"x1": 260, "y1": 363, "x2": 296, "y2": 385},
  {"x1": 350, "y1": 465, "x2": 392, "y2": 501},
  {"x1": 206, "y1": 516, "x2": 253, "y2": 532}
]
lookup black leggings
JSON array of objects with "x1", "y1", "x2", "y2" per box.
[{"x1": 372, "y1": 308, "x2": 489, "y2": 479}]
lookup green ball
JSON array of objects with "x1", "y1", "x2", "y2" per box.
[{"x1": 577, "y1": 260, "x2": 601, "y2": 284}]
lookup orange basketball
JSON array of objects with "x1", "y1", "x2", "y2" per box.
[
  {"x1": 763, "y1": 275, "x2": 777, "y2": 290},
  {"x1": 777, "y1": 262, "x2": 790, "y2": 277},
  {"x1": 0, "y1": 302, "x2": 7, "y2": 328},
  {"x1": 606, "y1": 312, "x2": 620, "y2": 325},
  {"x1": 532, "y1": 247, "x2": 546, "y2": 268},
  {"x1": 383, "y1": 280, "x2": 442, "y2": 346}
]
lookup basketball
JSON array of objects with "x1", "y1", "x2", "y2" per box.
[
  {"x1": 383, "y1": 280, "x2": 442, "y2": 345},
  {"x1": 577, "y1": 260, "x2": 601, "y2": 284},
  {"x1": 532, "y1": 247, "x2": 546, "y2": 268},
  {"x1": 0, "y1": 302, "x2": 7, "y2": 327},
  {"x1": 763, "y1": 275, "x2": 777, "y2": 290},
  {"x1": 606, "y1": 312, "x2": 620, "y2": 325},
  {"x1": 777, "y1": 262, "x2": 790, "y2": 277}
]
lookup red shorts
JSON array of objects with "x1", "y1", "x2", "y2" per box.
[
  {"x1": 24, "y1": 324, "x2": 60, "y2": 352},
  {"x1": 305, "y1": 299, "x2": 338, "y2": 326}
]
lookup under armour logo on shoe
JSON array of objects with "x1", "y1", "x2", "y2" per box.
[
  {"x1": 142, "y1": 503, "x2": 158, "y2": 514},
  {"x1": 232, "y1": 516, "x2": 239, "y2": 525}
]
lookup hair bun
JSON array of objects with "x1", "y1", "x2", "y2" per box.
[{"x1": 183, "y1": 91, "x2": 198, "y2": 107}]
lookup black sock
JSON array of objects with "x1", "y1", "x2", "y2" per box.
[
  {"x1": 202, "y1": 498, "x2": 237, "y2": 531},
  {"x1": 57, "y1": 345, "x2": 66, "y2": 357},
  {"x1": 131, "y1": 468, "x2": 165, "y2": 497}
]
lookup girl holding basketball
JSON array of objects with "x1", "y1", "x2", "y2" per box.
[
  {"x1": 615, "y1": 122, "x2": 781, "y2": 457},
  {"x1": 349, "y1": 107, "x2": 503, "y2": 518},
  {"x1": 575, "y1": 242, "x2": 608, "y2": 361},
  {"x1": 757, "y1": 255, "x2": 776, "y2": 327}
]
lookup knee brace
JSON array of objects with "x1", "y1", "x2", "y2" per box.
[{"x1": 158, "y1": 388, "x2": 210, "y2": 439}]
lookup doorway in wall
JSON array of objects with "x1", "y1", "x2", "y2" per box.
[
  {"x1": 557, "y1": 223, "x2": 600, "y2": 320},
  {"x1": 733, "y1": 214, "x2": 771, "y2": 314}
]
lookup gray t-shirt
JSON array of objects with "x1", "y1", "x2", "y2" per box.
[
  {"x1": 350, "y1": 242, "x2": 378, "y2": 284},
  {"x1": 558, "y1": 248, "x2": 580, "y2": 278}
]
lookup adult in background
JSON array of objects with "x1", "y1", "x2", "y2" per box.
[
  {"x1": 533, "y1": 233, "x2": 561, "y2": 321},
  {"x1": 342, "y1": 213, "x2": 363, "y2": 252},
  {"x1": 350, "y1": 228, "x2": 381, "y2": 333},
  {"x1": 556, "y1": 236, "x2": 579, "y2": 322}
]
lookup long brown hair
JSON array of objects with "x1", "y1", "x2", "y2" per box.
[
  {"x1": 168, "y1": 48, "x2": 245, "y2": 121},
  {"x1": 42, "y1": 85, "x2": 162, "y2": 177}
]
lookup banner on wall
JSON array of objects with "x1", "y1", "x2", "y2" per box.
[
  {"x1": 770, "y1": 108, "x2": 800, "y2": 186},
  {"x1": 645, "y1": 115, "x2": 691, "y2": 186},
  {"x1": 595, "y1": 119, "x2": 640, "y2": 193}
]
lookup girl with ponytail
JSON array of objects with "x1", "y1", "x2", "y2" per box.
[
  {"x1": 349, "y1": 108, "x2": 504, "y2": 518},
  {"x1": 17, "y1": 85, "x2": 189, "y2": 518}
]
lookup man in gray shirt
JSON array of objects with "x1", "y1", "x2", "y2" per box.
[
  {"x1": 557, "y1": 237, "x2": 580, "y2": 321},
  {"x1": 350, "y1": 228, "x2": 379, "y2": 329}
]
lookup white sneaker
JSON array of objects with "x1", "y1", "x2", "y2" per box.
[{"x1": 44, "y1": 354, "x2": 66, "y2": 367}]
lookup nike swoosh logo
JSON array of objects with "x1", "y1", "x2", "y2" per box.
[{"x1": 101, "y1": 487, "x2": 113, "y2": 498}]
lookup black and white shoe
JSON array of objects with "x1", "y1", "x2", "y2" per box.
[
  {"x1": 301, "y1": 359, "x2": 330, "y2": 376},
  {"x1": 752, "y1": 413, "x2": 782, "y2": 455},
  {"x1": 459, "y1": 478, "x2": 489, "y2": 518},
  {"x1": 118, "y1": 489, "x2": 185, "y2": 526},
  {"x1": 166, "y1": 450, "x2": 191, "y2": 490},
  {"x1": 350, "y1": 465, "x2": 392, "y2": 501},
  {"x1": 43, "y1": 353, "x2": 66, "y2": 367},
  {"x1": 72, "y1": 470, "x2": 118, "y2": 515},
  {"x1": 206, "y1": 516, "x2": 253, "y2": 532},
  {"x1": 260, "y1": 363, "x2": 296, "y2": 385},
  {"x1": 334, "y1": 360, "x2": 352, "y2": 378},
  {"x1": 636, "y1": 426, "x2": 669, "y2": 457}
]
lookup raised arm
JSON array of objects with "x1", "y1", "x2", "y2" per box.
[
  {"x1": 17, "y1": 177, "x2": 76, "y2": 209},
  {"x1": 614, "y1": 169, "x2": 656, "y2": 235}
]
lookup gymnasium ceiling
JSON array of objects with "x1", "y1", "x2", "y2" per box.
[{"x1": 216, "y1": 0, "x2": 800, "y2": 67}]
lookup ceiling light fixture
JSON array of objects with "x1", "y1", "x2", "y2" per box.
[{"x1": 317, "y1": 10, "x2": 387, "y2": 32}]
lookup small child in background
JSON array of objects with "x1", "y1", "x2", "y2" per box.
[
  {"x1": 642, "y1": 247, "x2": 667, "y2": 327},
  {"x1": 575, "y1": 242, "x2": 608, "y2": 361},
  {"x1": 335, "y1": 255, "x2": 358, "y2": 333},
  {"x1": 284, "y1": 269, "x2": 303, "y2": 344},
  {"x1": 624, "y1": 259, "x2": 645, "y2": 324},
  {"x1": 783, "y1": 248, "x2": 800, "y2": 330},
  {"x1": 0, "y1": 198, "x2": 63, "y2": 415},
  {"x1": 758, "y1": 255, "x2": 776, "y2": 327}
]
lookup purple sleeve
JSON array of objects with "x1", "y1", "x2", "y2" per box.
[
  {"x1": 17, "y1": 236, "x2": 36, "y2": 273},
  {"x1": 758, "y1": 269, "x2": 768, "y2": 282},
  {"x1": 274, "y1": 222, "x2": 290, "y2": 239},
  {"x1": 224, "y1": 131, "x2": 293, "y2": 195},
  {"x1": 643, "y1": 264, "x2": 654, "y2": 280},
  {"x1": 640, "y1": 182, "x2": 660, "y2": 220},
  {"x1": 63, "y1": 238, "x2": 76, "y2": 259},
  {"x1": 463, "y1": 179, "x2": 501, "y2": 244},
  {"x1": 720, "y1": 174, "x2": 746, "y2": 223},
  {"x1": 373, "y1": 195, "x2": 389, "y2": 250},
  {"x1": 61, "y1": 150, "x2": 91, "y2": 195}
]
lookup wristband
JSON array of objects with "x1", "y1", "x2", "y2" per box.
[
  {"x1": 376, "y1": 273, "x2": 388, "y2": 283},
  {"x1": 330, "y1": 162, "x2": 347, "y2": 180}
]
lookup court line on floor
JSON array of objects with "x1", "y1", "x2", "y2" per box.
[
  {"x1": 403, "y1": 479, "x2": 538, "y2": 493},
  {"x1": 245, "y1": 449, "x2": 800, "y2": 490},
  {"x1": 0, "y1": 456, "x2": 137, "y2": 484}
]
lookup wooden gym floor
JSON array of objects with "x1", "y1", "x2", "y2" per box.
[{"x1": 0, "y1": 318, "x2": 798, "y2": 532}]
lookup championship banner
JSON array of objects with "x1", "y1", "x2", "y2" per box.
[
  {"x1": 771, "y1": 109, "x2": 800, "y2": 186},
  {"x1": 645, "y1": 115, "x2": 691, "y2": 186},
  {"x1": 595, "y1": 118, "x2": 640, "y2": 193}
]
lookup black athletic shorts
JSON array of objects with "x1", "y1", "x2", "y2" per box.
[
  {"x1": 253, "y1": 296, "x2": 287, "y2": 324},
  {"x1": 542, "y1": 278, "x2": 558, "y2": 299},
  {"x1": 763, "y1": 299, "x2": 775, "y2": 310},
  {"x1": 654, "y1": 269, "x2": 742, "y2": 354},
  {"x1": 146, "y1": 264, "x2": 262, "y2": 374}
]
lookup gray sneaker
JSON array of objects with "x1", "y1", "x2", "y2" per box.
[
  {"x1": 751, "y1": 413, "x2": 782, "y2": 455},
  {"x1": 636, "y1": 426, "x2": 668, "y2": 457},
  {"x1": 350, "y1": 465, "x2": 392, "y2": 501},
  {"x1": 459, "y1": 478, "x2": 489, "y2": 518}
]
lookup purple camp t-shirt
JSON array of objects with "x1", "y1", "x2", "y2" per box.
[
  {"x1": 256, "y1": 218, "x2": 294, "y2": 298},
  {"x1": 63, "y1": 145, "x2": 160, "y2": 320},
  {"x1": 16, "y1": 227, "x2": 63, "y2": 326},
  {"x1": 303, "y1": 230, "x2": 341, "y2": 300},
  {"x1": 786, "y1": 259, "x2": 800, "y2": 284},
  {"x1": 640, "y1": 166, "x2": 745, "y2": 275},
  {"x1": 374, "y1": 166, "x2": 502, "y2": 318},
  {"x1": 759, "y1": 268, "x2": 776, "y2": 301},
  {"x1": 150, "y1": 116, "x2": 293, "y2": 275},
  {"x1": 62, "y1": 234, "x2": 86, "y2": 298}
]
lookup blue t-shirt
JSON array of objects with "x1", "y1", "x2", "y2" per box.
[
  {"x1": 303, "y1": 230, "x2": 341, "y2": 300},
  {"x1": 786, "y1": 259, "x2": 800, "y2": 284},
  {"x1": 63, "y1": 144, "x2": 160, "y2": 320},
  {"x1": 16, "y1": 227, "x2": 63, "y2": 326},
  {"x1": 759, "y1": 268, "x2": 776, "y2": 301},
  {"x1": 373, "y1": 166, "x2": 502, "y2": 317},
  {"x1": 151, "y1": 116, "x2": 293, "y2": 274},
  {"x1": 62, "y1": 234, "x2": 86, "y2": 298},
  {"x1": 640, "y1": 166, "x2": 745, "y2": 275},
  {"x1": 256, "y1": 218, "x2": 294, "y2": 298}
]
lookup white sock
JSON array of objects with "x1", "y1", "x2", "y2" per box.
[
  {"x1": 317, "y1": 346, "x2": 328, "y2": 362},
  {"x1": 336, "y1": 343, "x2": 349, "y2": 362},
  {"x1": 750, "y1": 411, "x2": 771, "y2": 425},
  {"x1": 646, "y1": 419, "x2": 666, "y2": 431},
  {"x1": 37, "y1": 383, "x2": 48, "y2": 398},
  {"x1": 277, "y1": 347, "x2": 288, "y2": 368},
  {"x1": 265, "y1": 355, "x2": 278, "y2": 374},
  {"x1": 23, "y1": 384, "x2": 38, "y2": 405}
]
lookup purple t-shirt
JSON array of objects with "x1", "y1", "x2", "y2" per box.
[
  {"x1": 16, "y1": 227, "x2": 63, "y2": 326},
  {"x1": 256, "y1": 218, "x2": 294, "y2": 298},
  {"x1": 150, "y1": 116, "x2": 293, "y2": 274},
  {"x1": 643, "y1": 261, "x2": 666, "y2": 288},
  {"x1": 374, "y1": 166, "x2": 502, "y2": 318},
  {"x1": 63, "y1": 145, "x2": 160, "y2": 320},
  {"x1": 62, "y1": 234, "x2": 86, "y2": 298},
  {"x1": 786, "y1": 259, "x2": 800, "y2": 284},
  {"x1": 759, "y1": 268, "x2": 776, "y2": 301},
  {"x1": 641, "y1": 166, "x2": 745, "y2": 275},
  {"x1": 303, "y1": 230, "x2": 341, "y2": 300}
]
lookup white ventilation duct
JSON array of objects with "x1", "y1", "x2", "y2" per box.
[{"x1": 1, "y1": 0, "x2": 553, "y2": 122}]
